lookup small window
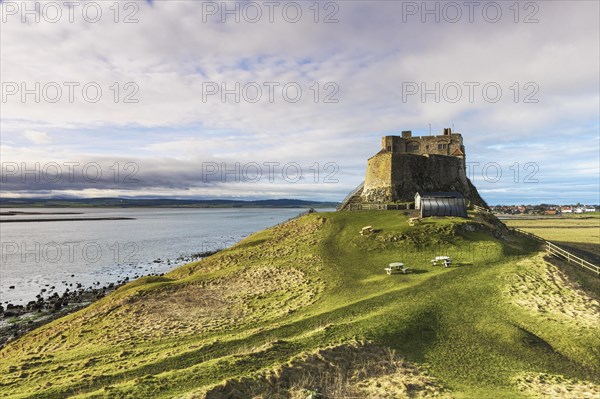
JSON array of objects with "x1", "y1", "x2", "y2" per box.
[
  {"x1": 438, "y1": 143, "x2": 448, "y2": 150},
  {"x1": 387, "y1": 146, "x2": 392, "y2": 151},
  {"x1": 407, "y1": 143, "x2": 420, "y2": 152}
]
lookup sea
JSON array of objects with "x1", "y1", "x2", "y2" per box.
[{"x1": 0, "y1": 208, "x2": 332, "y2": 305}]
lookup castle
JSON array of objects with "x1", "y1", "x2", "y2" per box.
[{"x1": 339, "y1": 128, "x2": 487, "y2": 211}]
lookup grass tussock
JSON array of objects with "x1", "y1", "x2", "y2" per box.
[
  {"x1": 199, "y1": 341, "x2": 451, "y2": 399},
  {"x1": 505, "y1": 254, "x2": 600, "y2": 330},
  {"x1": 513, "y1": 372, "x2": 600, "y2": 398},
  {"x1": 129, "y1": 266, "x2": 321, "y2": 338}
]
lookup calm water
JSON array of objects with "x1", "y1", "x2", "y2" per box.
[{"x1": 0, "y1": 208, "x2": 330, "y2": 304}]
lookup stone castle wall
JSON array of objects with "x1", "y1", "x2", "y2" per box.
[{"x1": 362, "y1": 153, "x2": 486, "y2": 207}]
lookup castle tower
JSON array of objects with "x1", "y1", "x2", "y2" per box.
[{"x1": 380, "y1": 128, "x2": 465, "y2": 159}]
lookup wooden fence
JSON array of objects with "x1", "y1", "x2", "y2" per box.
[
  {"x1": 512, "y1": 228, "x2": 543, "y2": 242},
  {"x1": 339, "y1": 203, "x2": 411, "y2": 211},
  {"x1": 512, "y1": 228, "x2": 599, "y2": 276},
  {"x1": 545, "y1": 241, "x2": 599, "y2": 276}
]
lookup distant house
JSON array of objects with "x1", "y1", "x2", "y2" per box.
[
  {"x1": 415, "y1": 192, "x2": 467, "y2": 218},
  {"x1": 585, "y1": 207, "x2": 596, "y2": 212},
  {"x1": 561, "y1": 206, "x2": 572, "y2": 213}
]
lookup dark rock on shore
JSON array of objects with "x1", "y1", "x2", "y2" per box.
[
  {"x1": 0, "y1": 248, "x2": 223, "y2": 348},
  {"x1": 0, "y1": 282, "x2": 127, "y2": 348}
]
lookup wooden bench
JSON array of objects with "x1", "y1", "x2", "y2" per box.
[
  {"x1": 385, "y1": 262, "x2": 409, "y2": 275},
  {"x1": 359, "y1": 225, "x2": 374, "y2": 235}
]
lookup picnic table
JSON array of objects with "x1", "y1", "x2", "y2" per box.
[
  {"x1": 385, "y1": 262, "x2": 409, "y2": 275},
  {"x1": 431, "y1": 256, "x2": 452, "y2": 267}
]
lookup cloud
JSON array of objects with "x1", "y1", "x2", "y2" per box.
[
  {"x1": 0, "y1": 1, "x2": 598, "y2": 204},
  {"x1": 23, "y1": 130, "x2": 51, "y2": 145}
]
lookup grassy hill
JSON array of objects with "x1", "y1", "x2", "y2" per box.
[{"x1": 1, "y1": 211, "x2": 598, "y2": 398}]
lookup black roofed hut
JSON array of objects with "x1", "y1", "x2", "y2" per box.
[{"x1": 415, "y1": 192, "x2": 467, "y2": 218}]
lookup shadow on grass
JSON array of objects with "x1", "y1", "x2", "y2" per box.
[
  {"x1": 376, "y1": 309, "x2": 441, "y2": 363},
  {"x1": 440, "y1": 262, "x2": 473, "y2": 268},
  {"x1": 406, "y1": 269, "x2": 429, "y2": 275}
]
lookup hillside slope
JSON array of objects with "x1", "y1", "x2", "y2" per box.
[{"x1": 1, "y1": 211, "x2": 598, "y2": 398}]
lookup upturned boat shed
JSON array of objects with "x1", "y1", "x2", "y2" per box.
[{"x1": 415, "y1": 192, "x2": 467, "y2": 218}]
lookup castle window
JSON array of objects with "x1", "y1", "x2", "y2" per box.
[
  {"x1": 407, "y1": 143, "x2": 420, "y2": 152},
  {"x1": 387, "y1": 146, "x2": 392, "y2": 151},
  {"x1": 438, "y1": 143, "x2": 448, "y2": 150}
]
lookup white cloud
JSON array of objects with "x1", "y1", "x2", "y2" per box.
[
  {"x1": 23, "y1": 130, "x2": 51, "y2": 145},
  {"x1": 0, "y1": 0, "x2": 598, "y2": 203}
]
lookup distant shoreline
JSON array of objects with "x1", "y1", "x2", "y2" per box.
[
  {"x1": 0, "y1": 217, "x2": 135, "y2": 223},
  {"x1": 0, "y1": 211, "x2": 84, "y2": 216},
  {"x1": 0, "y1": 198, "x2": 340, "y2": 209}
]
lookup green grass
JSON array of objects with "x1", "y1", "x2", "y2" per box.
[
  {"x1": 0, "y1": 211, "x2": 598, "y2": 398},
  {"x1": 504, "y1": 215, "x2": 600, "y2": 257}
]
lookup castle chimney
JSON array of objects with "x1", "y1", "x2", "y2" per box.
[
  {"x1": 443, "y1": 128, "x2": 451, "y2": 135},
  {"x1": 401, "y1": 130, "x2": 412, "y2": 138}
]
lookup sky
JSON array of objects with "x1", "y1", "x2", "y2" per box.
[{"x1": 1, "y1": 0, "x2": 599, "y2": 205}]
